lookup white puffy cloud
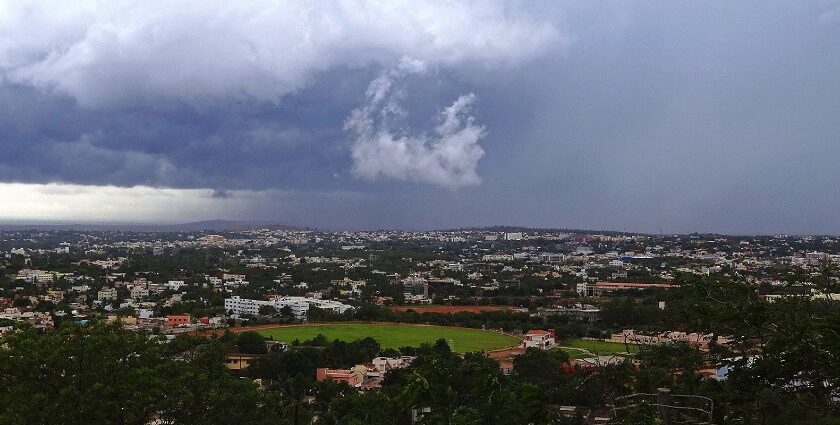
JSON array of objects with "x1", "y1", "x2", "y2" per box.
[
  {"x1": 345, "y1": 60, "x2": 485, "y2": 188},
  {"x1": 0, "y1": 0, "x2": 562, "y2": 107}
]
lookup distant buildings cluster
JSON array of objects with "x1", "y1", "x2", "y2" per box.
[
  {"x1": 316, "y1": 356, "x2": 416, "y2": 389},
  {"x1": 576, "y1": 281, "x2": 676, "y2": 297},
  {"x1": 224, "y1": 295, "x2": 354, "y2": 319},
  {"x1": 610, "y1": 329, "x2": 731, "y2": 351}
]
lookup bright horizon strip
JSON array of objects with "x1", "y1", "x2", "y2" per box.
[{"x1": 0, "y1": 182, "x2": 246, "y2": 223}]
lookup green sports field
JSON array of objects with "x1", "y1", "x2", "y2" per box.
[
  {"x1": 557, "y1": 338, "x2": 639, "y2": 358},
  {"x1": 256, "y1": 323, "x2": 521, "y2": 353}
]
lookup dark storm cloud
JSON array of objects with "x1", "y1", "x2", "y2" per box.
[
  {"x1": 0, "y1": 1, "x2": 561, "y2": 191},
  {"x1": 1, "y1": 1, "x2": 840, "y2": 234},
  {"x1": 0, "y1": 69, "x2": 370, "y2": 190}
]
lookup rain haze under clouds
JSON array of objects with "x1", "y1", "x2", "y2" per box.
[{"x1": 1, "y1": 1, "x2": 840, "y2": 234}]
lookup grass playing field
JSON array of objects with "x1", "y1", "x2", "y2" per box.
[
  {"x1": 557, "y1": 338, "x2": 639, "y2": 358},
  {"x1": 256, "y1": 323, "x2": 521, "y2": 353}
]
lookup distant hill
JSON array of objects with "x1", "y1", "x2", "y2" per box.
[
  {"x1": 444, "y1": 225, "x2": 642, "y2": 236},
  {"x1": 170, "y1": 220, "x2": 307, "y2": 232}
]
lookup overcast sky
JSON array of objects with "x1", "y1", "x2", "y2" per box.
[{"x1": 1, "y1": 1, "x2": 839, "y2": 234}]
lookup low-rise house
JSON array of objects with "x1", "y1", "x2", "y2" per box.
[
  {"x1": 523, "y1": 329, "x2": 556, "y2": 350},
  {"x1": 225, "y1": 354, "x2": 257, "y2": 371},
  {"x1": 130, "y1": 285, "x2": 150, "y2": 300},
  {"x1": 165, "y1": 315, "x2": 191, "y2": 328},
  {"x1": 106, "y1": 315, "x2": 138, "y2": 326},
  {"x1": 316, "y1": 366, "x2": 366, "y2": 387},
  {"x1": 0, "y1": 308, "x2": 54, "y2": 330},
  {"x1": 371, "y1": 356, "x2": 415, "y2": 373},
  {"x1": 98, "y1": 287, "x2": 118, "y2": 301}
]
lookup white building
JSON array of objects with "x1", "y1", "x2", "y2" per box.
[
  {"x1": 166, "y1": 280, "x2": 187, "y2": 290},
  {"x1": 372, "y1": 356, "x2": 416, "y2": 373},
  {"x1": 523, "y1": 330, "x2": 556, "y2": 350},
  {"x1": 537, "y1": 253, "x2": 564, "y2": 263},
  {"x1": 446, "y1": 262, "x2": 464, "y2": 271},
  {"x1": 16, "y1": 269, "x2": 57, "y2": 283},
  {"x1": 576, "y1": 281, "x2": 594, "y2": 296},
  {"x1": 482, "y1": 254, "x2": 514, "y2": 262},
  {"x1": 223, "y1": 296, "x2": 265, "y2": 317},
  {"x1": 130, "y1": 285, "x2": 150, "y2": 300},
  {"x1": 98, "y1": 288, "x2": 118, "y2": 301},
  {"x1": 224, "y1": 296, "x2": 353, "y2": 319}
]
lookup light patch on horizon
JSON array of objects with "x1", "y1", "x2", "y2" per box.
[{"x1": 0, "y1": 183, "x2": 271, "y2": 222}]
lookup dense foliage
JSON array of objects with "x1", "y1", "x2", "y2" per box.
[{"x1": 0, "y1": 322, "x2": 283, "y2": 425}]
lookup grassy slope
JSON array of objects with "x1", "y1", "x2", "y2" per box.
[{"x1": 257, "y1": 323, "x2": 520, "y2": 353}]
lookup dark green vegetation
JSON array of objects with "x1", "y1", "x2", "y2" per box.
[
  {"x1": 245, "y1": 337, "x2": 587, "y2": 424},
  {"x1": 0, "y1": 322, "x2": 283, "y2": 425},
  {"x1": 661, "y1": 271, "x2": 840, "y2": 424},
  {"x1": 257, "y1": 323, "x2": 520, "y2": 353}
]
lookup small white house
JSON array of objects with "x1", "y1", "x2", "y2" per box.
[{"x1": 523, "y1": 329, "x2": 556, "y2": 350}]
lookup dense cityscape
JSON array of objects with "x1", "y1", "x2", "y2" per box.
[{"x1": 1, "y1": 225, "x2": 838, "y2": 423}]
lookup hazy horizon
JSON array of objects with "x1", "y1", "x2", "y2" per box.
[{"x1": 1, "y1": 217, "x2": 836, "y2": 238}]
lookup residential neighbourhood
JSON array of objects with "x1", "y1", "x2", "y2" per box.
[
  {"x1": 1, "y1": 226, "x2": 838, "y2": 423},
  {"x1": 3, "y1": 227, "x2": 837, "y2": 332}
]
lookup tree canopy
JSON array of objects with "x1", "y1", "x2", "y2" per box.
[{"x1": 0, "y1": 322, "x2": 282, "y2": 425}]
